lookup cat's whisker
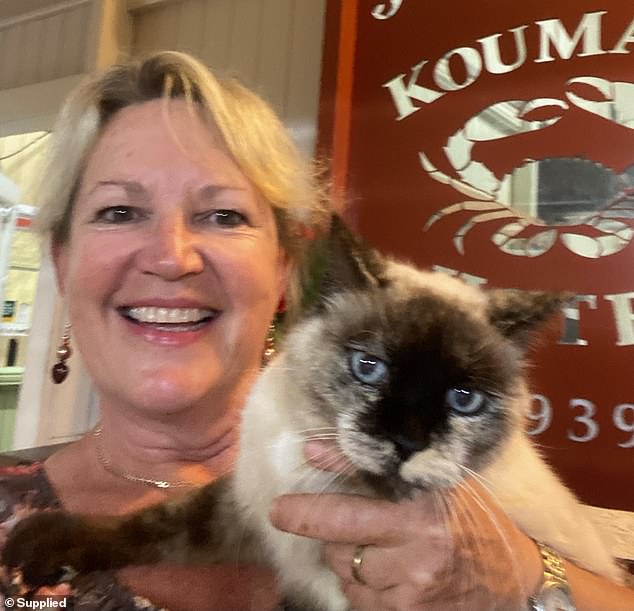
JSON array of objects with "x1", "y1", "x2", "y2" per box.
[
  {"x1": 458, "y1": 460, "x2": 528, "y2": 592},
  {"x1": 263, "y1": 431, "x2": 340, "y2": 452},
  {"x1": 265, "y1": 434, "x2": 339, "y2": 450},
  {"x1": 298, "y1": 454, "x2": 356, "y2": 486},
  {"x1": 455, "y1": 477, "x2": 528, "y2": 605},
  {"x1": 290, "y1": 427, "x2": 338, "y2": 438},
  {"x1": 458, "y1": 465, "x2": 505, "y2": 509},
  {"x1": 287, "y1": 468, "x2": 349, "y2": 507},
  {"x1": 296, "y1": 426, "x2": 339, "y2": 434},
  {"x1": 272, "y1": 443, "x2": 356, "y2": 496},
  {"x1": 459, "y1": 461, "x2": 538, "y2": 601},
  {"x1": 299, "y1": 433, "x2": 339, "y2": 440},
  {"x1": 431, "y1": 488, "x2": 461, "y2": 594},
  {"x1": 440, "y1": 487, "x2": 478, "y2": 609}
]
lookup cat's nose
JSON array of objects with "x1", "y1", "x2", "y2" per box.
[{"x1": 388, "y1": 433, "x2": 429, "y2": 461}]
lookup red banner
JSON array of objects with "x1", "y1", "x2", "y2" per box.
[{"x1": 321, "y1": 0, "x2": 634, "y2": 514}]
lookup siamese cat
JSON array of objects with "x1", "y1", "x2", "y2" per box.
[{"x1": 2, "y1": 217, "x2": 621, "y2": 610}]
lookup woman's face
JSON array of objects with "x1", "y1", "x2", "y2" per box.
[{"x1": 55, "y1": 98, "x2": 288, "y2": 415}]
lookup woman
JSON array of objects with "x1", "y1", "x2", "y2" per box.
[
  {"x1": 1, "y1": 51, "x2": 632, "y2": 611},
  {"x1": 1, "y1": 50, "x2": 322, "y2": 611}
]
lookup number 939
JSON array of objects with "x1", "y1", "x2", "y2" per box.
[{"x1": 528, "y1": 395, "x2": 634, "y2": 448}]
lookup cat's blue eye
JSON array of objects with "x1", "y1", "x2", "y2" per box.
[
  {"x1": 446, "y1": 388, "x2": 485, "y2": 415},
  {"x1": 348, "y1": 350, "x2": 388, "y2": 386}
]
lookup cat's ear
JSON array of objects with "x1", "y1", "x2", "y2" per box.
[
  {"x1": 486, "y1": 289, "x2": 569, "y2": 347},
  {"x1": 324, "y1": 215, "x2": 387, "y2": 291},
  {"x1": 304, "y1": 215, "x2": 387, "y2": 308}
]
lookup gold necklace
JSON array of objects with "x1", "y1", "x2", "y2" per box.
[{"x1": 93, "y1": 425, "x2": 194, "y2": 489}]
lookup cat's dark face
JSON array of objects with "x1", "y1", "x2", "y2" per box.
[
  {"x1": 282, "y1": 219, "x2": 564, "y2": 500},
  {"x1": 285, "y1": 265, "x2": 521, "y2": 498}
]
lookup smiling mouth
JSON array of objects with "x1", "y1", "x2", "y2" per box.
[{"x1": 120, "y1": 306, "x2": 220, "y2": 331}]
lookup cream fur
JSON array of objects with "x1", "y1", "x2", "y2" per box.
[
  {"x1": 234, "y1": 353, "x2": 621, "y2": 611},
  {"x1": 235, "y1": 356, "x2": 351, "y2": 610}
]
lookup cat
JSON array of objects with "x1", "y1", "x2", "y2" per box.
[{"x1": 2, "y1": 216, "x2": 622, "y2": 610}]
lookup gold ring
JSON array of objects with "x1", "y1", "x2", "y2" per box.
[{"x1": 351, "y1": 544, "x2": 369, "y2": 586}]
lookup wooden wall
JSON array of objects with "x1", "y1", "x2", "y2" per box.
[
  {"x1": 130, "y1": 0, "x2": 326, "y2": 152},
  {"x1": 0, "y1": 0, "x2": 326, "y2": 150},
  {"x1": 0, "y1": 0, "x2": 92, "y2": 91}
]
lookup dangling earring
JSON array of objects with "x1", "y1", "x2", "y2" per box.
[
  {"x1": 276, "y1": 294, "x2": 287, "y2": 314},
  {"x1": 262, "y1": 322, "x2": 276, "y2": 366},
  {"x1": 262, "y1": 295, "x2": 285, "y2": 366},
  {"x1": 51, "y1": 322, "x2": 72, "y2": 384}
]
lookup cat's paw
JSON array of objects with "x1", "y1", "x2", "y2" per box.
[{"x1": 1, "y1": 511, "x2": 111, "y2": 591}]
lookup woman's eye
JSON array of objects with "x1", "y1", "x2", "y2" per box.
[
  {"x1": 445, "y1": 388, "x2": 485, "y2": 415},
  {"x1": 204, "y1": 209, "x2": 248, "y2": 227},
  {"x1": 95, "y1": 206, "x2": 144, "y2": 224},
  {"x1": 348, "y1": 349, "x2": 389, "y2": 387}
]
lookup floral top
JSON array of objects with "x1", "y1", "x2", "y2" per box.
[{"x1": 0, "y1": 462, "x2": 165, "y2": 611}]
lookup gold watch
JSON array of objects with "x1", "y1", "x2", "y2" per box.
[{"x1": 528, "y1": 542, "x2": 576, "y2": 611}]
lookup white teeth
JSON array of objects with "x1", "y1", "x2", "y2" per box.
[{"x1": 125, "y1": 307, "x2": 215, "y2": 324}]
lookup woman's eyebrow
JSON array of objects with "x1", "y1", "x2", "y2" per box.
[
  {"x1": 87, "y1": 181, "x2": 248, "y2": 200},
  {"x1": 89, "y1": 180, "x2": 145, "y2": 195},
  {"x1": 197, "y1": 184, "x2": 247, "y2": 200}
]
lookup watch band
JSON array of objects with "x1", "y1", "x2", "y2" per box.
[
  {"x1": 528, "y1": 541, "x2": 577, "y2": 611},
  {"x1": 538, "y1": 542, "x2": 568, "y2": 582}
]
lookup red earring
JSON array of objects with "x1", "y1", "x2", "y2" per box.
[
  {"x1": 51, "y1": 322, "x2": 72, "y2": 384},
  {"x1": 277, "y1": 295, "x2": 287, "y2": 313}
]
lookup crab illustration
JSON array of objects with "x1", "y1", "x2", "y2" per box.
[{"x1": 421, "y1": 76, "x2": 634, "y2": 258}]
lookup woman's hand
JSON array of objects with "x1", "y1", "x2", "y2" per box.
[{"x1": 269, "y1": 440, "x2": 542, "y2": 611}]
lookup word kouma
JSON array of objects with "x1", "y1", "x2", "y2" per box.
[{"x1": 384, "y1": 10, "x2": 634, "y2": 120}]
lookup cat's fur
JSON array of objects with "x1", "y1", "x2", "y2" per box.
[{"x1": 3, "y1": 217, "x2": 621, "y2": 609}]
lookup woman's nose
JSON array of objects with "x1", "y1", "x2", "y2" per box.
[{"x1": 138, "y1": 217, "x2": 205, "y2": 279}]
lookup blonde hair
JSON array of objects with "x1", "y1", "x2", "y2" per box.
[{"x1": 37, "y1": 50, "x2": 330, "y2": 317}]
